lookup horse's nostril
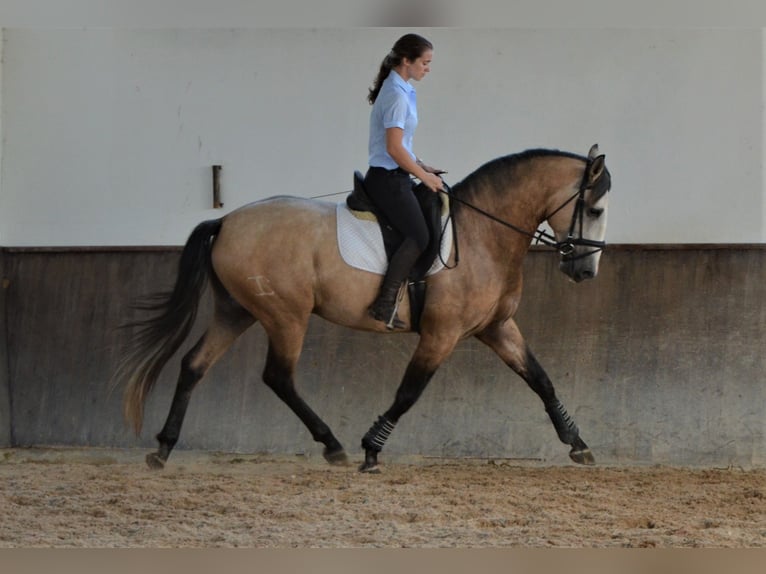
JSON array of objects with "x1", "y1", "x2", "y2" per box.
[{"x1": 572, "y1": 269, "x2": 595, "y2": 282}]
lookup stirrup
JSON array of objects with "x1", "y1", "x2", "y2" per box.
[
  {"x1": 368, "y1": 284, "x2": 406, "y2": 330},
  {"x1": 384, "y1": 311, "x2": 406, "y2": 331},
  {"x1": 368, "y1": 303, "x2": 406, "y2": 330}
]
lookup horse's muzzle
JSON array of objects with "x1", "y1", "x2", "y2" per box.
[{"x1": 559, "y1": 259, "x2": 598, "y2": 283}]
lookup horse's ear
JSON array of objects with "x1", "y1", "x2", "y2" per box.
[
  {"x1": 588, "y1": 154, "x2": 606, "y2": 183},
  {"x1": 587, "y1": 143, "x2": 600, "y2": 159}
]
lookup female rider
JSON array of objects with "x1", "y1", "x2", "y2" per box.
[{"x1": 365, "y1": 33, "x2": 445, "y2": 329}]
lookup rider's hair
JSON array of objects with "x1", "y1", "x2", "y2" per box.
[{"x1": 367, "y1": 34, "x2": 433, "y2": 105}]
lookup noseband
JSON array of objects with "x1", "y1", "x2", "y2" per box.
[{"x1": 441, "y1": 158, "x2": 607, "y2": 261}]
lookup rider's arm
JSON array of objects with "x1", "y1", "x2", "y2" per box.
[{"x1": 385, "y1": 127, "x2": 443, "y2": 192}]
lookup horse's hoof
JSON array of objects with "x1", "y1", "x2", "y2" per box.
[
  {"x1": 323, "y1": 448, "x2": 349, "y2": 466},
  {"x1": 569, "y1": 447, "x2": 596, "y2": 466},
  {"x1": 145, "y1": 452, "x2": 166, "y2": 470},
  {"x1": 358, "y1": 461, "x2": 381, "y2": 474}
]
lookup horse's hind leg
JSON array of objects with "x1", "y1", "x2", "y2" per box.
[
  {"x1": 147, "y1": 301, "x2": 255, "y2": 470},
  {"x1": 261, "y1": 327, "x2": 347, "y2": 465},
  {"x1": 476, "y1": 319, "x2": 595, "y2": 465}
]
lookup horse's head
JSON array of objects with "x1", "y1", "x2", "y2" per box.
[{"x1": 547, "y1": 144, "x2": 611, "y2": 283}]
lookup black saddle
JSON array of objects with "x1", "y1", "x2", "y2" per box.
[{"x1": 346, "y1": 170, "x2": 450, "y2": 332}]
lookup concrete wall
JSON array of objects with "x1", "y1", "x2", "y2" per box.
[
  {"x1": 2, "y1": 246, "x2": 764, "y2": 467},
  {"x1": 0, "y1": 28, "x2": 763, "y2": 246},
  {"x1": 0, "y1": 250, "x2": 9, "y2": 448}
]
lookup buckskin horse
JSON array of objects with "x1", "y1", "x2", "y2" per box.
[{"x1": 114, "y1": 144, "x2": 611, "y2": 472}]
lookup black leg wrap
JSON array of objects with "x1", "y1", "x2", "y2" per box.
[
  {"x1": 545, "y1": 400, "x2": 580, "y2": 444},
  {"x1": 361, "y1": 415, "x2": 397, "y2": 453}
]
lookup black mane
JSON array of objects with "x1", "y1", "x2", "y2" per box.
[{"x1": 451, "y1": 148, "x2": 587, "y2": 199}]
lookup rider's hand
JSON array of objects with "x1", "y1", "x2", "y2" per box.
[
  {"x1": 422, "y1": 172, "x2": 444, "y2": 193},
  {"x1": 418, "y1": 160, "x2": 447, "y2": 176}
]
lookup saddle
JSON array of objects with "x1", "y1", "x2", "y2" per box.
[{"x1": 346, "y1": 171, "x2": 450, "y2": 332}]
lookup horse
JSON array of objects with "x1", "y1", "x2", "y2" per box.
[{"x1": 114, "y1": 143, "x2": 611, "y2": 472}]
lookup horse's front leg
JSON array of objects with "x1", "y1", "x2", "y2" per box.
[
  {"x1": 476, "y1": 319, "x2": 595, "y2": 465},
  {"x1": 359, "y1": 333, "x2": 457, "y2": 473}
]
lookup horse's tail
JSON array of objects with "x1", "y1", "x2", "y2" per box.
[{"x1": 115, "y1": 218, "x2": 223, "y2": 435}]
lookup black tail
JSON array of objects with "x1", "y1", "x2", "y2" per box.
[{"x1": 114, "y1": 218, "x2": 223, "y2": 434}]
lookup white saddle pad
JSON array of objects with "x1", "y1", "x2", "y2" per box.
[{"x1": 336, "y1": 202, "x2": 453, "y2": 276}]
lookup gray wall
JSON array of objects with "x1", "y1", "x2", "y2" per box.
[{"x1": 2, "y1": 246, "x2": 764, "y2": 467}]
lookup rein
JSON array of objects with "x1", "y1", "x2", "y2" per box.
[{"x1": 438, "y1": 160, "x2": 606, "y2": 261}]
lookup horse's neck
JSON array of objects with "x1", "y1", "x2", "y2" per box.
[
  {"x1": 454, "y1": 180, "x2": 542, "y2": 274},
  {"x1": 455, "y1": 159, "x2": 581, "y2": 261},
  {"x1": 457, "y1": 177, "x2": 549, "y2": 234}
]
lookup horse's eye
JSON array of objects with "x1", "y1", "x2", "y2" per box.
[{"x1": 588, "y1": 208, "x2": 604, "y2": 218}]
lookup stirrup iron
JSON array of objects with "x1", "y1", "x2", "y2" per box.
[{"x1": 382, "y1": 283, "x2": 406, "y2": 330}]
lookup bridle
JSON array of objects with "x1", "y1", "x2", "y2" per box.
[{"x1": 439, "y1": 158, "x2": 607, "y2": 261}]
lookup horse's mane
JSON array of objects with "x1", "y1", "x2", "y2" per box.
[{"x1": 450, "y1": 148, "x2": 587, "y2": 201}]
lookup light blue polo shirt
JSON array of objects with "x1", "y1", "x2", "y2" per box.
[{"x1": 368, "y1": 70, "x2": 418, "y2": 170}]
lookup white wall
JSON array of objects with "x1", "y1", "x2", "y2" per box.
[
  {"x1": 0, "y1": 28, "x2": 3, "y2": 211},
  {"x1": 0, "y1": 28, "x2": 763, "y2": 246}
]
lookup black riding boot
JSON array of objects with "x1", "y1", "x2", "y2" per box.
[{"x1": 368, "y1": 238, "x2": 422, "y2": 330}]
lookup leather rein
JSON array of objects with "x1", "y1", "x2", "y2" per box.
[{"x1": 438, "y1": 158, "x2": 606, "y2": 261}]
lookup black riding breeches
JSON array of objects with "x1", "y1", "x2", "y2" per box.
[{"x1": 364, "y1": 166, "x2": 430, "y2": 252}]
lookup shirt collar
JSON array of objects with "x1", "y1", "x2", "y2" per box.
[{"x1": 389, "y1": 70, "x2": 415, "y2": 95}]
